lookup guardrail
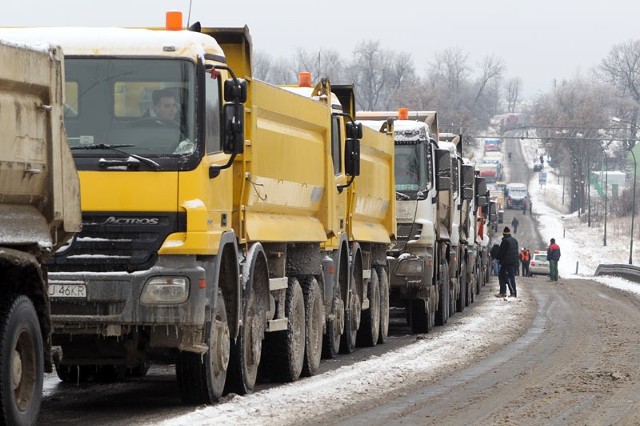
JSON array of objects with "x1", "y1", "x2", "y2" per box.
[{"x1": 594, "y1": 264, "x2": 640, "y2": 284}]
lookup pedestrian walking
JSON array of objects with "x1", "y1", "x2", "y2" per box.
[
  {"x1": 511, "y1": 216, "x2": 519, "y2": 234},
  {"x1": 495, "y1": 226, "x2": 519, "y2": 298},
  {"x1": 520, "y1": 247, "x2": 531, "y2": 277},
  {"x1": 547, "y1": 238, "x2": 561, "y2": 281},
  {"x1": 522, "y1": 197, "x2": 528, "y2": 215}
]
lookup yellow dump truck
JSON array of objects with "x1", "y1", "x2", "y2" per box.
[
  {"x1": 0, "y1": 13, "x2": 395, "y2": 403},
  {"x1": 0, "y1": 40, "x2": 81, "y2": 425}
]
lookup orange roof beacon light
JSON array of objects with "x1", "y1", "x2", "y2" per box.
[
  {"x1": 166, "y1": 11, "x2": 183, "y2": 31},
  {"x1": 398, "y1": 107, "x2": 409, "y2": 120},
  {"x1": 299, "y1": 72, "x2": 312, "y2": 87}
]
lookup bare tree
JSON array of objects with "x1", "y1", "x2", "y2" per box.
[
  {"x1": 533, "y1": 78, "x2": 618, "y2": 212},
  {"x1": 346, "y1": 40, "x2": 391, "y2": 111},
  {"x1": 472, "y1": 55, "x2": 504, "y2": 108},
  {"x1": 505, "y1": 77, "x2": 522, "y2": 113},
  {"x1": 598, "y1": 40, "x2": 640, "y2": 105},
  {"x1": 290, "y1": 48, "x2": 346, "y2": 85},
  {"x1": 252, "y1": 51, "x2": 273, "y2": 81},
  {"x1": 427, "y1": 47, "x2": 470, "y2": 102},
  {"x1": 381, "y1": 52, "x2": 419, "y2": 110}
]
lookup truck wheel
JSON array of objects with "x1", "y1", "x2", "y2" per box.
[
  {"x1": 226, "y1": 287, "x2": 262, "y2": 395},
  {"x1": 469, "y1": 273, "x2": 475, "y2": 304},
  {"x1": 265, "y1": 278, "x2": 305, "y2": 382},
  {"x1": 357, "y1": 269, "x2": 380, "y2": 347},
  {"x1": 301, "y1": 277, "x2": 324, "y2": 377},
  {"x1": 0, "y1": 295, "x2": 43, "y2": 426},
  {"x1": 376, "y1": 266, "x2": 390, "y2": 344},
  {"x1": 410, "y1": 299, "x2": 430, "y2": 334},
  {"x1": 321, "y1": 290, "x2": 343, "y2": 359},
  {"x1": 449, "y1": 273, "x2": 457, "y2": 317},
  {"x1": 340, "y1": 282, "x2": 361, "y2": 354},
  {"x1": 435, "y1": 260, "x2": 450, "y2": 326},
  {"x1": 456, "y1": 262, "x2": 466, "y2": 313},
  {"x1": 177, "y1": 292, "x2": 230, "y2": 403}
]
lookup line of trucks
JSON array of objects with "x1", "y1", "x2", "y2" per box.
[{"x1": 0, "y1": 13, "x2": 499, "y2": 425}]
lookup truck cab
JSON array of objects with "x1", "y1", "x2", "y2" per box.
[{"x1": 358, "y1": 109, "x2": 452, "y2": 332}]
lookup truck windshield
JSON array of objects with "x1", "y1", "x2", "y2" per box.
[
  {"x1": 395, "y1": 144, "x2": 427, "y2": 191},
  {"x1": 63, "y1": 58, "x2": 196, "y2": 160}
]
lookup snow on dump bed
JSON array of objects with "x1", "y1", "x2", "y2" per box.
[{"x1": 0, "y1": 37, "x2": 54, "y2": 53}]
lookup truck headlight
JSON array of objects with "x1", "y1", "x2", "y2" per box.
[
  {"x1": 141, "y1": 277, "x2": 189, "y2": 304},
  {"x1": 395, "y1": 257, "x2": 425, "y2": 276}
]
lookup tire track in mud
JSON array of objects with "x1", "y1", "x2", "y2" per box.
[{"x1": 337, "y1": 279, "x2": 640, "y2": 426}]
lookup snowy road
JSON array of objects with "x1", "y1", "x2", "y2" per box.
[{"x1": 40, "y1": 275, "x2": 640, "y2": 425}]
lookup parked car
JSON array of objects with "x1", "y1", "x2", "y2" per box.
[
  {"x1": 529, "y1": 251, "x2": 550, "y2": 276},
  {"x1": 533, "y1": 162, "x2": 543, "y2": 172}
]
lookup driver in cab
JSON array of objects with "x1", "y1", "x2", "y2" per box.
[{"x1": 149, "y1": 88, "x2": 178, "y2": 122}]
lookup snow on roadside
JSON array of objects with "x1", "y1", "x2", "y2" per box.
[{"x1": 157, "y1": 291, "x2": 528, "y2": 426}]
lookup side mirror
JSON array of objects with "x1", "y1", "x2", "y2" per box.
[
  {"x1": 462, "y1": 187, "x2": 474, "y2": 201},
  {"x1": 475, "y1": 177, "x2": 488, "y2": 206},
  {"x1": 224, "y1": 78, "x2": 247, "y2": 103},
  {"x1": 346, "y1": 121, "x2": 363, "y2": 140},
  {"x1": 345, "y1": 138, "x2": 360, "y2": 177},
  {"x1": 222, "y1": 102, "x2": 244, "y2": 155},
  {"x1": 461, "y1": 164, "x2": 475, "y2": 200},
  {"x1": 435, "y1": 149, "x2": 451, "y2": 192}
]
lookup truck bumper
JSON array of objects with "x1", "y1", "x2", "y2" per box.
[
  {"x1": 48, "y1": 255, "x2": 207, "y2": 331},
  {"x1": 388, "y1": 250, "x2": 434, "y2": 299}
]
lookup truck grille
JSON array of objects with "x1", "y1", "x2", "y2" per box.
[
  {"x1": 393, "y1": 223, "x2": 423, "y2": 251},
  {"x1": 48, "y1": 212, "x2": 186, "y2": 273}
]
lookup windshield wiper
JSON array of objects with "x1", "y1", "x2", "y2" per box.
[
  {"x1": 396, "y1": 191, "x2": 411, "y2": 200},
  {"x1": 71, "y1": 143, "x2": 160, "y2": 170}
]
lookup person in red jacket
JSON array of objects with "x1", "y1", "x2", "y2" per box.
[
  {"x1": 520, "y1": 248, "x2": 531, "y2": 277},
  {"x1": 547, "y1": 238, "x2": 561, "y2": 281}
]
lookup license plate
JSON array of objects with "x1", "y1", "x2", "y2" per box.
[{"x1": 48, "y1": 284, "x2": 87, "y2": 299}]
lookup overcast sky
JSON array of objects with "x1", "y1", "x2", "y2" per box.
[{"x1": 3, "y1": 1, "x2": 640, "y2": 99}]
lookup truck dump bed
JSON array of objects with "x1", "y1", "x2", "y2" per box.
[
  {"x1": 355, "y1": 120, "x2": 395, "y2": 243},
  {"x1": 0, "y1": 40, "x2": 80, "y2": 254},
  {"x1": 240, "y1": 79, "x2": 333, "y2": 243}
]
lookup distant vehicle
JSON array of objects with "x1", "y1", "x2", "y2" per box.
[
  {"x1": 533, "y1": 162, "x2": 543, "y2": 172},
  {"x1": 484, "y1": 138, "x2": 501, "y2": 152},
  {"x1": 481, "y1": 158, "x2": 502, "y2": 180},
  {"x1": 529, "y1": 252, "x2": 550, "y2": 276},
  {"x1": 478, "y1": 163, "x2": 498, "y2": 184},
  {"x1": 505, "y1": 182, "x2": 528, "y2": 209}
]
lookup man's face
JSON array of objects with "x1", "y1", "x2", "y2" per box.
[{"x1": 154, "y1": 95, "x2": 178, "y2": 120}]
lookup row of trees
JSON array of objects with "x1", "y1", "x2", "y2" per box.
[
  {"x1": 253, "y1": 41, "x2": 513, "y2": 135},
  {"x1": 532, "y1": 40, "x2": 640, "y2": 215}
]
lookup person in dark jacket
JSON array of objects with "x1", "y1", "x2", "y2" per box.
[
  {"x1": 495, "y1": 226, "x2": 519, "y2": 297},
  {"x1": 547, "y1": 238, "x2": 561, "y2": 281},
  {"x1": 511, "y1": 216, "x2": 519, "y2": 234}
]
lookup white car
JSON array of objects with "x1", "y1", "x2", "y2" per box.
[{"x1": 529, "y1": 252, "x2": 550, "y2": 276}]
